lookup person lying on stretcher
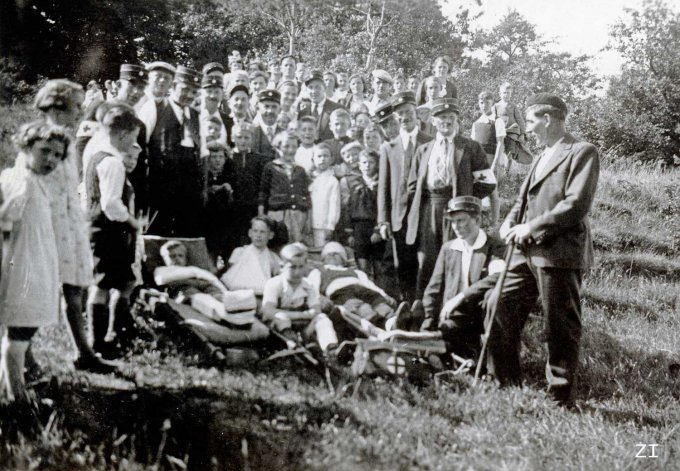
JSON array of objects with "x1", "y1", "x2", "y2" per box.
[
  {"x1": 154, "y1": 240, "x2": 257, "y2": 326},
  {"x1": 306, "y1": 241, "x2": 403, "y2": 343}
]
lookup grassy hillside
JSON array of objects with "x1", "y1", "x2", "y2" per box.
[{"x1": 0, "y1": 104, "x2": 678, "y2": 469}]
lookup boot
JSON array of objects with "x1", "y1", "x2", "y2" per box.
[
  {"x1": 112, "y1": 297, "x2": 136, "y2": 352},
  {"x1": 410, "y1": 300, "x2": 426, "y2": 332},
  {"x1": 90, "y1": 303, "x2": 120, "y2": 360}
]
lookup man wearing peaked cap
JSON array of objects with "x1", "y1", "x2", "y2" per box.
[
  {"x1": 406, "y1": 97, "x2": 495, "y2": 299},
  {"x1": 376, "y1": 90, "x2": 433, "y2": 303},
  {"x1": 200, "y1": 74, "x2": 232, "y2": 154},
  {"x1": 373, "y1": 102, "x2": 400, "y2": 143},
  {"x1": 251, "y1": 89, "x2": 283, "y2": 160},
  {"x1": 145, "y1": 64, "x2": 205, "y2": 237},
  {"x1": 298, "y1": 70, "x2": 345, "y2": 142},
  {"x1": 202, "y1": 62, "x2": 225, "y2": 78},
  {"x1": 416, "y1": 194, "x2": 505, "y2": 356},
  {"x1": 136, "y1": 61, "x2": 176, "y2": 142},
  {"x1": 484, "y1": 92, "x2": 599, "y2": 406},
  {"x1": 366, "y1": 69, "x2": 393, "y2": 115}
]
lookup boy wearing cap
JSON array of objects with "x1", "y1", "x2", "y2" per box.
[
  {"x1": 146, "y1": 65, "x2": 205, "y2": 237},
  {"x1": 420, "y1": 196, "x2": 505, "y2": 340},
  {"x1": 406, "y1": 98, "x2": 495, "y2": 298},
  {"x1": 252, "y1": 89, "x2": 283, "y2": 160},
  {"x1": 366, "y1": 69, "x2": 393, "y2": 115},
  {"x1": 227, "y1": 84, "x2": 252, "y2": 124},
  {"x1": 377, "y1": 91, "x2": 432, "y2": 302},
  {"x1": 487, "y1": 93, "x2": 599, "y2": 406},
  {"x1": 297, "y1": 70, "x2": 344, "y2": 142}
]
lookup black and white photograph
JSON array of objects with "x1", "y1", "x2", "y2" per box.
[{"x1": 0, "y1": 0, "x2": 678, "y2": 468}]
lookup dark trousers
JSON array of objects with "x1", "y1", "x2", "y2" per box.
[
  {"x1": 382, "y1": 229, "x2": 418, "y2": 303},
  {"x1": 415, "y1": 190, "x2": 451, "y2": 298},
  {"x1": 485, "y1": 258, "x2": 583, "y2": 403}
]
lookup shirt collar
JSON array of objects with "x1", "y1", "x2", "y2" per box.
[
  {"x1": 435, "y1": 133, "x2": 454, "y2": 147},
  {"x1": 400, "y1": 127, "x2": 418, "y2": 146},
  {"x1": 98, "y1": 141, "x2": 125, "y2": 161},
  {"x1": 449, "y1": 229, "x2": 487, "y2": 252}
]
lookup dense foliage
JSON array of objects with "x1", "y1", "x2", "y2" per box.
[{"x1": 0, "y1": 0, "x2": 678, "y2": 160}]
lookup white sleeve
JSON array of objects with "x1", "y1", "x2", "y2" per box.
[
  {"x1": 262, "y1": 277, "x2": 280, "y2": 307},
  {"x1": 306, "y1": 269, "x2": 322, "y2": 294},
  {"x1": 96, "y1": 157, "x2": 130, "y2": 222},
  {"x1": 326, "y1": 178, "x2": 341, "y2": 230},
  {"x1": 355, "y1": 269, "x2": 389, "y2": 298},
  {"x1": 0, "y1": 167, "x2": 29, "y2": 228},
  {"x1": 495, "y1": 118, "x2": 506, "y2": 138}
]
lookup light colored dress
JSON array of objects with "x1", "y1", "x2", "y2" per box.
[
  {"x1": 0, "y1": 165, "x2": 59, "y2": 327},
  {"x1": 34, "y1": 144, "x2": 93, "y2": 287}
]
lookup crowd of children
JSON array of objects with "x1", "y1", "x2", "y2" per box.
[{"x1": 0, "y1": 53, "x2": 530, "y2": 403}]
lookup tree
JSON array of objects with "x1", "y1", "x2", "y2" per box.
[
  {"x1": 476, "y1": 9, "x2": 538, "y2": 63},
  {"x1": 352, "y1": 1, "x2": 394, "y2": 70}
]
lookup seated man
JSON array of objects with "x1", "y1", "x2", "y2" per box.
[
  {"x1": 261, "y1": 243, "x2": 337, "y2": 352},
  {"x1": 420, "y1": 196, "x2": 505, "y2": 358},
  {"x1": 154, "y1": 240, "x2": 258, "y2": 326},
  {"x1": 221, "y1": 216, "x2": 281, "y2": 296},
  {"x1": 306, "y1": 242, "x2": 398, "y2": 341}
]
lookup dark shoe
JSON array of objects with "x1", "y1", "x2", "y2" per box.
[
  {"x1": 394, "y1": 301, "x2": 412, "y2": 330},
  {"x1": 410, "y1": 300, "x2": 426, "y2": 331},
  {"x1": 74, "y1": 355, "x2": 118, "y2": 374}
]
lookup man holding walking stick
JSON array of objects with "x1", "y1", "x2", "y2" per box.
[{"x1": 486, "y1": 93, "x2": 599, "y2": 406}]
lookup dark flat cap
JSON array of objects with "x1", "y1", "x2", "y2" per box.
[
  {"x1": 392, "y1": 91, "x2": 416, "y2": 109},
  {"x1": 119, "y1": 64, "x2": 148, "y2": 84},
  {"x1": 372, "y1": 103, "x2": 394, "y2": 123},
  {"x1": 526, "y1": 92, "x2": 568, "y2": 115},
  {"x1": 175, "y1": 65, "x2": 202, "y2": 87},
  {"x1": 201, "y1": 75, "x2": 223, "y2": 89},
  {"x1": 258, "y1": 89, "x2": 281, "y2": 103},
  {"x1": 305, "y1": 70, "x2": 325, "y2": 86},
  {"x1": 202, "y1": 62, "x2": 225, "y2": 75},
  {"x1": 431, "y1": 98, "x2": 459, "y2": 116},
  {"x1": 445, "y1": 196, "x2": 481, "y2": 215}
]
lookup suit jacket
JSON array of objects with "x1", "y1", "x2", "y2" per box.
[
  {"x1": 405, "y1": 134, "x2": 492, "y2": 245},
  {"x1": 298, "y1": 99, "x2": 344, "y2": 142},
  {"x1": 377, "y1": 130, "x2": 433, "y2": 232},
  {"x1": 422, "y1": 231, "x2": 505, "y2": 321},
  {"x1": 503, "y1": 133, "x2": 599, "y2": 270},
  {"x1": 251, "y1": 124, "x2": 283, "y2": 161}
]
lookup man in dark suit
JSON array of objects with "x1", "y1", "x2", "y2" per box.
[
  {"x1": 406, "y1": 98, "x2": 496, "y2": 298},
  {"x1": 146, "y1": 65, "x2": 205, "y2": 237},
  {"x1": 199, "y1": 74, "x2": 233, "y2": 152},
  {"x1": 377, "y1": 92, "x2": 432, "y2": 303},
  {"x1": 487, "y1": 93, "x2": 600, "y2": 406},
  {"x1": 251, "y1": 89, "x2": 283, "y2": 160},
  {"x1": 297, "y1": 70, "x2": 344, "y2": 142}
]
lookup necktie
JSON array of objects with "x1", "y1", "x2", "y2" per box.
[
  {"x1": 266, "y1": 126, "x2": 274, "y2": 142},
  {"x1": 436, "y1": 138, "x2": 449, "y2": 186},
  {"x1": 155, "y1": 98, "x2": 165, "y2": 116},
  {"x1": 405, "y1": 138, "x2": 415, "y2": 175}
]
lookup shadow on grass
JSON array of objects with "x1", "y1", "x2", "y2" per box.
[
  {"x1": 44, "y1": 380, "x2": 360, "y2": 471},
  {"x1": 510, "y1": 318, "x2": 679, "y2": 425},
  {"x1": 597, "y1": 252, "x2": 680, "y2": 282},
  {"x1": 583, "y1": 292, "x2": 660, "y2": 321}
]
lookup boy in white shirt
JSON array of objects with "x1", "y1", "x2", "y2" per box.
[
  {"x1": 222, "y1": 216, "x2": 281, "y2": 295},
  {"x1": 308, "y1": 143, "x2": 341, "y2": 248},
  {"x1": 294, "y1": 116, "x2": 317, "y2": 174}
]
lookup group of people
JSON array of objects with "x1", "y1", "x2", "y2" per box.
[{"x1": 0, "y1": 50, "x2": 599, "y2": 407}]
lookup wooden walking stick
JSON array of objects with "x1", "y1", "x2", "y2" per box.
[{"x1": 473, "y1": 242, "x2": 515, "y2": 386}]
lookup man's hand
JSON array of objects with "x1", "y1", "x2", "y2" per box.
[
  {"x1": 379, "y1": 223, "x2": 392, "y2": 241},
  {"x1": 439, "y1": 293, "x2": 463, "y2": 326},
  {"x1": 504, "y1": 223, "x2": 533, "y2": 245}
]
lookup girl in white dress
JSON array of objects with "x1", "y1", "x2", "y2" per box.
[{"x1": 0, "y1": 121, "x2": 69, "y2": 401}]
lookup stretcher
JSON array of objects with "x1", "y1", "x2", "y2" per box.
[{"x1": 139, "y1": 236, "x2": 269, "y2": 363}]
